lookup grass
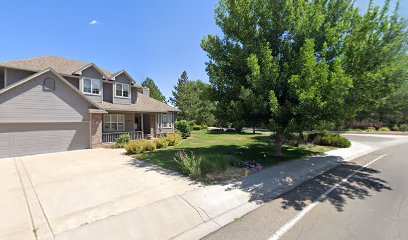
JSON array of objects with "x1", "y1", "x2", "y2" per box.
[{"x1": 135, "y1": 130, "x2": 334, "y2": 173}]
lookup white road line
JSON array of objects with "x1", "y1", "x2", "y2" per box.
[{"x1": 267, "y1": 154, "x2": 387, "y2": 240}]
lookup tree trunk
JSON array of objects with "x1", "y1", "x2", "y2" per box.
[
  {"x1": 274, "y1": 133, "x2": 283, "y2": 157},
  {"x1": 253, "y1": 126, "x2": 256, "y2": 134}
]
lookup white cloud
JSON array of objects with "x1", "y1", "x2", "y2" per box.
[{"x1": 89, "y1": 20, "x2": 98, "y2": 25}]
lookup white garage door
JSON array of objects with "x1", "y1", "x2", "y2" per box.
[{"x1": 0, "y1": 123, "x2": 90, "y2": 158}]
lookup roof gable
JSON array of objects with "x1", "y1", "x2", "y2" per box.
[
  {"x1": 0, "y1": 68, "x2": 102, "y2": 110},
  {"x1": 73, "y1": 63, "x2": 109, "y2": 79},
  {"x1": 109, "y1": 70, "x2": 142, "y2": 87}
]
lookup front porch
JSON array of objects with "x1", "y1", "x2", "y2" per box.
[{"x1": 101, "y1": 112, "x2": 159, "y2": 143}]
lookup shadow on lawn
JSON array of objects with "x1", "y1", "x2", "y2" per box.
[
  {"x1": 225, "y1": 158, "x2": 392, "y2": 212},
  {"x1": 133, "y1": 134, "x2": 318, "y2": 171}
]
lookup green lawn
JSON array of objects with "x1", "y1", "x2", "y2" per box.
[{"x1": 135, "y1": 130, "x2": 334, "y2": 172}]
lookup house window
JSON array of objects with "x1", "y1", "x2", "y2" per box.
[
  {"x1": 83, "y1": 78, "x2": 101, "y2": 95},
  {"x1": 161, "y1": 113, "x2": 172, "y2": 128},
  {"x1": 104, "y1": 114, "x2": 125, "y2": 131},
  {"x1": 115, "y1": 83, "x2": 130, "y2": 98}
]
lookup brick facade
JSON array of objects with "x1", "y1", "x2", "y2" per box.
[{"x1": 90, "y1": 113, "x2": 103, "y2": 148}]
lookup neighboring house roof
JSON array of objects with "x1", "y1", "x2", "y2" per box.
[
  {"x1": 0, "y1": 56, "x2": 112, "y2": 77},
  {"x1": 98, "y1": 93, "x2": 181, "y2": 113},
  {"x1": 0, "y1": 68, "x2": 103, "y2": 110}
]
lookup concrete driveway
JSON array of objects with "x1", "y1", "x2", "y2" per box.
[{"x1": 1, "y1": 148, "x2": 199, "y2": 240}]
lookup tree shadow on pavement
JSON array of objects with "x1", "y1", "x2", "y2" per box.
[
  {"x1": 225, "y1": 158, "x2": 392, "y2": 212},
  {"x1": 277, "y1": 161, "x2": 392, "y2": 212}
]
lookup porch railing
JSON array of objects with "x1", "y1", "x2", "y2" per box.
[{"x1": 102, "y1": 131, "x2": 144, "y2": 143}]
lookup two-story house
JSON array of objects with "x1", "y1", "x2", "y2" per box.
[{"x1": 0, "y1": 56, "x2": 180, "y2": 158}]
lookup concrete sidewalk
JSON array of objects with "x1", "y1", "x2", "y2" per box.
[{"x1": 53, "y1": 134, "x2": 408, "y2": 240}]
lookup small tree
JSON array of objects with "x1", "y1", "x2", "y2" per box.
[{"x1": 175, "y1": 120, "x2": 192, "y2": 138}]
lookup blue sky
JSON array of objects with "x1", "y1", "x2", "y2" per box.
[{"x1": 0, "y1": 0, "x2": 406, "y2": 100}]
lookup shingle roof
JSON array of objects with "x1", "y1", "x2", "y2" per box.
[
  {"x1": 0, "y1": 56, "x2": 112, "y2": 77},
  {"x1": 98, "y1": 93, "x2": 181, "y2": 113}
]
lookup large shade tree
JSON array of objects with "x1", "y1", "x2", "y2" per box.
[{"x1": 202, "y1": 0, "x2": 407, "y2": 156}]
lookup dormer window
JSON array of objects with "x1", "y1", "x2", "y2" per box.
[
  {"x1": 115, "y1": 83, "x2": 130, "y2": 98},
  {"x1": 83, "y1": 78, "x2": 101, "y2": 95}
]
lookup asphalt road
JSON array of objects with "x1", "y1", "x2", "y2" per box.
[{"x1": 203, "y1": 136, "x2": 408, "y2": 240}]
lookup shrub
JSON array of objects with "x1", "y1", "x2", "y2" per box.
[
  {"x1": 117, "y1": 133, "x2": 130, "y2": 144},
  {"x1": 175, "y1": 120, "x2": 192, "y2": 138},
  {"x1": 399, "y1": 124, "x2": 408, "y2": 132},
  {"x1": 193, "y1": 125, "x2": 202, "y2": 130},
  {"x1": 111, "y1": 133, "x2": 131, "y2": 148},
  {"x1": 173, "y1": 151, "x2": 202, "y2": 178},
  {"x1": 165, "y1": 133, "x2": 182, "y2": 146},
  {"x1": 379, "y1": 127, "x2": 390, "y2": 132},
  {"x1": 313, "y1": 131, "x2": 351, "y2": 148},
  {"x1": 125, "y1": 140, "x2": 146, "y2": 154},
  {"x1": 143, "y1": 141, "x2": 157, "y2": 151},
  {"x1": 202, "y1": 125, "x2": 209, "y2": 130},
  {"x1": 125, "y1": 139, "x2": 157, "y2": 154},
  {"x1": 392, "y1": 125, "x2": 400, "y2": 131},
  {"x1": 154, "y1": 137, "x2": 169, "y2": 149},
  {"x1": 367, "y1": 127, "x2": 376, "y2": 132}
]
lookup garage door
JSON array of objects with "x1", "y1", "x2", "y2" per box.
[{"x1": 0, "y1": 122, "x2": 90, "y2": 158}]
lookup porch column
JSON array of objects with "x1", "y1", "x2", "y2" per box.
[
  {"x1": 90, "y1": 113, "x2": 103, "y2": 148},
  {"x1": 141, "y1": 113, "x2": 144, "y2": 133},
  {"x1": 89, "y1": 109, "x2": 107, "y2": 148}
]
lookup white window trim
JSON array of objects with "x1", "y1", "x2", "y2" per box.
[
  {"x1": 103, "y1": 114, "x2": 125, "y2": 132},
  {"x1": 82, "y1": 77, "x2": 101, "y2": 96},
  {"x1": 161, "y1": 113, "x2": 173, "y2": 129},
  {"x1": 114, "y1": 83, "x2": 130, "y2": 98}
]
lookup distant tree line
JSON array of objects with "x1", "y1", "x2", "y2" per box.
[{"x1": 141, "y1": 72, "x2": 216, "y2": 127}]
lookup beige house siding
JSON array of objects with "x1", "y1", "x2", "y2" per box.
[{"x1": 0, "y1": 71, "x2": 94, "y2": 123}]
